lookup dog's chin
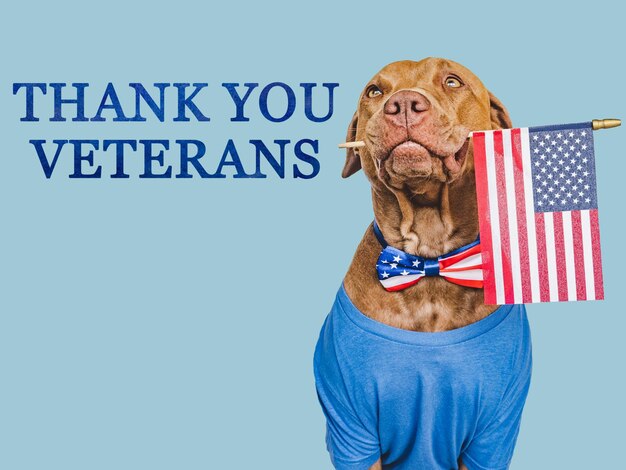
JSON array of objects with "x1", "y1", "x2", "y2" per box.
[
  {"x1": 382, "y1": 140, "x2": 470, "y2": 183},
  {"x1": 387, "y1": 142, "x2": 434, "y2": 178}
]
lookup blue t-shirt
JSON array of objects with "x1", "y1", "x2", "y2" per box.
[{"x1": 313, "y1": 284, "x2": 532, "y2": 470}]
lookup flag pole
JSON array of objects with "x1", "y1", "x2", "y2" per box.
[
  {"x1": 592, "y1": 118, "x2": 621, "y2": 130},
  {"x1": 338, "y1": 118, "x2": 621, "y2": 149}
]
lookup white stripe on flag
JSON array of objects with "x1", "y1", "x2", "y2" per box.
[
  {"x1": 520, "y1": 128, "x2": 541, "y2": 303},
  {"x1": 502, "y1": 129, "x2": 523, "y2": 303},
  {"x1": 380, "y1": 274, "x2": 423, "y2": 289},
  {"x1": 543, "y1": 212, "x2": 559, "y2": 302},
  {"x1": 581, "y1": 210, "x2": 596, "y2": 300},
  {"x1": 440, "y1": 269, "x2": 483, "y2": 281},
  {"x1": 443, "y1": 252, "x2": 482, "y2": 270},
  {"x1": 485, "y1": 133, "x2": 505, "y2": 304},
  {"x1": 562, "y1": 211, "x2": 577, "y2": 301}
]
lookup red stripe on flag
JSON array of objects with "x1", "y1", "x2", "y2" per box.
[
  {"x1": 570, "y1": 211, "x2": 587, "y2": 301},
  {"x1": 384, "y1": 279, "x2": 422, "y2": 292},
  {"x1": 473, "y1": 132, "x2": 497, "y2": 304},
  {"x1": 511, "y1": 129, "x2": 532, "y2": 303},
  {"x1": 552, "y1": 211, "x2": 568, "y2": 302},
  {"x1": 493, "y1": 131, "x2": 514, "y2": 304},
  {"x1": 438, "y1": 244, "x2": 481, "y2": 270},
  {"x1": 534, "y1": 212, "x2": 550, "y2": 302},
  {"x1": 452, "y1": 279, "x2": 484, "y2": 289},
  {"x1": 589, "y1": 209, "x2": 604, "y2": 299}
]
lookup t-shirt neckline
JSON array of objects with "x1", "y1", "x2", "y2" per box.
[{"x1": 337, "y1": 282, "x2": 514, "y2": 347}]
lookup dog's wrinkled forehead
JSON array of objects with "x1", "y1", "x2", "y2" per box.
[{"x1": 360, "y1": 58, "x2": 490, "y2": 108}]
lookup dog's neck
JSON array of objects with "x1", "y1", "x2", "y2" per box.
[
  {"x1": 344, "y1": 167, "x2": 496, "y2": 332},
  {"x1": 372, "y1": 170, "x2": 479, "y2": 258}
]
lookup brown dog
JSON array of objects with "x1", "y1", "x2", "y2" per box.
[
  {"x1": 314, "y1": 58, "x2": 530, "y2": 470},
  {"x1": 343, "y1": 58, "x2": 511, "y2": 334}
]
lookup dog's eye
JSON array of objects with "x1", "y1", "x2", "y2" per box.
[
  {"x1": 445, "y1": 76, "x2": 463, "y2": 88},
  {"x1": 366, "y1": 85, "x2": 383, "y2": 98}
]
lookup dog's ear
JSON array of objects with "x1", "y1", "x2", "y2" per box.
[
  {"x1": 342, "y1": 112, "x2": 362, "y2": 178},
  {"x1": 488, "y1": 91, "x2": 512, "y2": 130}
]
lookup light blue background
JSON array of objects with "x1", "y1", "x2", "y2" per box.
[{"x1": 1, "y1": 1, "x2": 624, "y2": 468}]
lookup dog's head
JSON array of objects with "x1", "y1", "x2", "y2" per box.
[{"x1": 343, "y1": 58, "x2": 511, "y2": 190}]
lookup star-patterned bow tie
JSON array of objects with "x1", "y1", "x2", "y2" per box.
[{"x1": 373, "y1": 221, "x2": 484, "y2": 292}]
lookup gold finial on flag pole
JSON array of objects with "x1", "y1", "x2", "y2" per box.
[{"x1": 592, "y1": 119, "x2": 621, "y2": 130}]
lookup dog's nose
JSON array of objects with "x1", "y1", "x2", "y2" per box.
[{"x1": 383, "y1": 90, "x2": 431, "y2": 125}]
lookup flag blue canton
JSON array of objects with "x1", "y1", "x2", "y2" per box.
[
  {"x1": 529, "y1": 123, "x2": 598, "y2": 213},
  {"x1": 376, "y1": 246, "x2": 424, "y2": 280}
]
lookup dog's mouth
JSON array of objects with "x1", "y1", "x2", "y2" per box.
[
  {"x1": 447, "y1": 138, "x2": 471, "y2": 174},
  {"x1": 384, "y1": 138, "x2": 470, "y2": 180}
]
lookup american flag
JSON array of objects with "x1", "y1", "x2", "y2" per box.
[{"x1": 473, "y1": 122, "x2": 604, "y2": 304}]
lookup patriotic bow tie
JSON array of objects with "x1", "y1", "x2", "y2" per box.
[{"x1": 373, "y1": 222, "x2": 484, "y2": 292}]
